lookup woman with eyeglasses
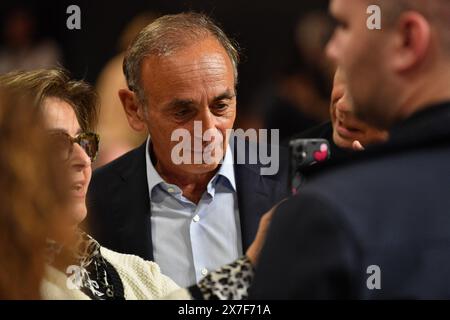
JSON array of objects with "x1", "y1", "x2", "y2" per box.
[{"x1": 0, "y1": 69, "x2": 273, "y2": 300}]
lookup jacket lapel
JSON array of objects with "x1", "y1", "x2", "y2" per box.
[
  {"x1": 113, "y1": 142, "x2": 154, "y2": 261},
  {"x1": 232, "y1": 138, "x2": 289, "y2": 252},
  {"x1": 234, "y1": 163, "x2": 272, "y2": 252}
]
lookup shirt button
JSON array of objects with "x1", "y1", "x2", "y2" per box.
[
  {"x1": 201, "y1": 268, "x2": 208, "y2": 276},
  {"x1": 193, "y1": 214, "x2": 200, "y2": 223},
  {"x1": 167, "y1": 187, "x2": 175, "y2": 193}
]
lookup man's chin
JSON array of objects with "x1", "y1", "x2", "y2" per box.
[{"x1": 180, "y1": 162, "x2": 221, "y2": 175}]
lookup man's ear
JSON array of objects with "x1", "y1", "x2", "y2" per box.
[
  {"x1": 118, "y1": 88, "x2": 147, "y2": 132},
  {"x1": 390, "y1": 12, "x2": 431, "y2": 72}
]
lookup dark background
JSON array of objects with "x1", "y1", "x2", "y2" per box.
[{"x1": 0, "y1": 0, "x2": 329, "y2": 108}]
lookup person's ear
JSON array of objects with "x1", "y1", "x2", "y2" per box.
[
  {"x1": 118, "y1": 89, "x2": 147, "y2": 132},
  {"x1": 390, "y1": 12, "x2": 431, "y2": 72}
]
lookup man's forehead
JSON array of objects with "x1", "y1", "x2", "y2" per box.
[
  {"x1": 141, "y1": 48, "x2": 234, "y2": 92},
  {"x1": 330, "y1": 0, "x2": 366, "y2": 15},
  {"x1": 329, "y1": 0, "x2": 344, "y2": 14},
  {"x1": 161, "y1": 52, "x2": 229, "y2": 76},
  {"x1": 144, "y1": 37, "x2": 231, "y2": 70}
]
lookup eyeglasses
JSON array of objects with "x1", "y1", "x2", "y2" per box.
[{"x1": 49, "y1": 131, "x2": 100, "y2": 162}]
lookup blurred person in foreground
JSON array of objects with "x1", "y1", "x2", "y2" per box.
[
  {"x1": 0, "y1": 87, "x2": 66, "y2": 299},
  {"x1": 251, "y1": 0, "x2": 450, "y2": 299},
  {"x1": 0, "y1": 68, "x2": 274, "y2": 300},
  {"x1": 88, "y1": 12, "x2": 288, "y2": 288}
]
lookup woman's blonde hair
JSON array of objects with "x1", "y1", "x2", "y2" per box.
[{"x1": 0, "y1": 87, "x2": 68, "y2": 299}]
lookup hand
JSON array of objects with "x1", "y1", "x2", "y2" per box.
[
  {"x1": 246, "y1": 199, "x2": 287, "y2": 266},
  {"x1": 352, "y1": 140, "x2": 365, "y2": 151}
]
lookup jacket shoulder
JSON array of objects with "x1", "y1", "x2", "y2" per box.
[{"x1": 91, "y1": 143, "x2": 146, "y2": 183}]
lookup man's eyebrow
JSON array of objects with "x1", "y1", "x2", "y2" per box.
[
  {"x1": 165, "y1": 98, "x2": 196, "y2": 110},
  {"x1": 213, "y1": 90, "x2": 236, "y2": 102},
  {"x1": 164, "y1": 91, "x2": 236, "y2": 110},
  {"x1": 332, "y1": 14, "x2": 346, "y2": 26}
]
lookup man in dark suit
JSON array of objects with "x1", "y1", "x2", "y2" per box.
[
  {"x1": 250, "y1": 0, "x2": 450, "y2": 299},
  {"x1": 87, "y1": 13, "x2": 288, "y2": 287}
]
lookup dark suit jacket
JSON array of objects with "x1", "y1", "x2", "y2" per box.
[
  {"x1": 250, "y1": 102, "x2": 450, "y2": 299},
  {"x1": 86, "y1": 139, "x2": 289, "y2": 261}
]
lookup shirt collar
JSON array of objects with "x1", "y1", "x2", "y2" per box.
[
  {"x1": 145, "y1": 136, "x2": 236, "y2": 200},
  {"x1": 214, "y1": 141, "x2": 236, "y2": 191},
  {"x1": 145, "y1": 137, "x2": 166, "y2": 199}
]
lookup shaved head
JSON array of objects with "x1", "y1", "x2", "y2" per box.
[
  {"x1": 327, "y1": 0, "x2": 450, "y2": 128},
  {"x1": 371, "y1": 0, "x2": 450, "y2": 52}
]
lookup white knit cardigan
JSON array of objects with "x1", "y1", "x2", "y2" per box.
[{"x1": 40, "y1": 246, "x2": 192, "y2": 300}]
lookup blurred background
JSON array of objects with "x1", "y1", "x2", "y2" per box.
[{"x1": 0, "y1": 0, "x2": 335, "y2": 166}]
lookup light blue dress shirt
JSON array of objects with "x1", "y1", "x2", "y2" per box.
[{"x1": 145, "y1": 137, "x2": 243, "y2": 287}]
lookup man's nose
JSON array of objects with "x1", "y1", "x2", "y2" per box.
[
  {"x1": 197, "y1": 107, "x2": 216, "y2": 131},
  {"x1": 70, "y1": 143, "x2": 91, "y2": 170},
  {"x1": 335, "y1": 98, "x2": 351, "y2": 114},
  {"x1": 326, "y1": 36, "x2": 338, "y2": 62}
]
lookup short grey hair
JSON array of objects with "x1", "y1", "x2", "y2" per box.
[{"x1": 123, "y1": 12, "x2": 240, "y2": 106}]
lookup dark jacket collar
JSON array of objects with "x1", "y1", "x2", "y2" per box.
[
  {"x1": 387, "y1": 101, "x2": 450, "y2": 149},
  {"x1": 107, "y1": 143, "x2": 153, "y2": 260}
]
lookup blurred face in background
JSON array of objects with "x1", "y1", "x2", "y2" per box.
[
  {"x1": 139, "y1": 36, "x2": 237, "y2": 177},
  {"x1": 42, "y1": 97, "x2": 92, "y2": 232},
  {"x1": 330, "y1": 68, "x2": 388, "y2": 149},
  {"x1": 4, "y1": 9, "x2": 35, "y2": 48}
]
